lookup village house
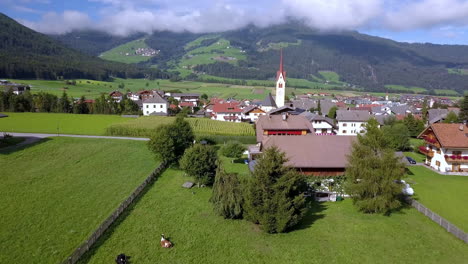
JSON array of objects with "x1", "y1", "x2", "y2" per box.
[
  {"x1": 336, "y1": 110, "x2": 372, "y2": 135},
  {"x1": 142, "y1": 93, "x2": 168, "y2": 116},
  {"x1": 253, "y1": 93, "x2": 277, "y2": 113},
  {"x1": 255, "y1": 113, "x2": 314, "y2": 143},
  {"x1": 418, "y1": 123, "x2": 468, "y2": 173},
  {"x1": 250, "y1": 135, "x2": 355, "y2": 176},
  {"x1": 109, "y1": 90, "x2": 123, "y2": 102},
  {"x1": 166, "y1": 93, "x2": 200, "y2": 106},
  {"x1": 427, "y1": 108, "x2": 460, "y2": 124},
  {"x1": 241, "y1": 105, "x2": 266, "y2": 123},
  {"x1": 300, "y1": 112, "x2": 336, "y2": 135},
  {"x1": 210, "y1": 101, "x2": 243, "y2": 122}
]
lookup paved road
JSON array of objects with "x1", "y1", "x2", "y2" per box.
[{"x1": 1, "y1": 132, "x2": 150, "y2": 141}]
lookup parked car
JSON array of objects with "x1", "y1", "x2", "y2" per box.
[{"x1": 406, "y1": 156, "x2": 416, "y2": 164}]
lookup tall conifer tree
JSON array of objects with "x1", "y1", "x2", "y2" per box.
[{"x1": 345, "y1": 119, "x2": 405, "y2": 214}]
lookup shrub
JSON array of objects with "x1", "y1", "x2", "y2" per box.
[{"x1": 220, "y1": 141, "x2": 246, "y2": 159}]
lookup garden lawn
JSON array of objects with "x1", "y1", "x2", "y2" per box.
[
  {"x1": 81, "y1": 168, "x2": 468, "y2": 264},
  {"x1": 0, "y1": 137, "x2": 158, "y2": 264},
  {"x1": 0, "y1": 112, "x2": 129, "y2": 135},
  {"x1": 405, "y1": 166, "x2": 468, "y2": 232}
]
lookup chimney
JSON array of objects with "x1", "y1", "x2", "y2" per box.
[{"x1": 282, "y1": 112, "x2": 288, "y2": 121}]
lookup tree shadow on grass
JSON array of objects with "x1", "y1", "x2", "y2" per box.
[
  {"x1": 289, "y1": 200, "x2": 328, "y2": 232},
  {"x1": 77, "y1": 167, "x2": 165, "y2": 264},
  {"x1": 0, "y1": 137, "x2": 50, "y2": 155}
]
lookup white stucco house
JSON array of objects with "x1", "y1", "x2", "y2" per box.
[
  {"x1": 418, "y1": 123, "x2": 468, "y2": 173},
  {"x1": 336, "y1": 110, "x2": 372, "y2": 136},
  {"x1": 142, "y1": 94, "x2": 168, "y2": 116},
  {"x1": 300, "y1": 112, "x2": 337, "y2": 135}
]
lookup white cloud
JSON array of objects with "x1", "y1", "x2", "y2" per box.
[
  {"x1": 282, "y1": 0, "x2": 383, "y2": 31},
  {"x1": 15, "y1": 0, "x2": 468, "y2": 37},
  {"x1": 20, "y1": 10, "x2": 92, "y2": 34},
  {"x1": 385, "y1": 0, "x2": 468, "y2": 30}
]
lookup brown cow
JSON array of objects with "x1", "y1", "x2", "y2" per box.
[{"x1": 160, "y1": 234, "x2": 173, "y2": 248}]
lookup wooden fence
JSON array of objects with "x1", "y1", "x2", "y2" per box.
[
  {"x1": 406, "y1": 197, "x2": 468, "y2": 244},
  {"x1": 61, "y1": 162, "x2": 167, "y2": 264}
]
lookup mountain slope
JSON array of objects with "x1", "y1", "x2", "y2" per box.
[
  {"x1": 54, "y1": 22, "x2": 468, "y2": 94},
  {"x1": 0, "y1": 13, "x2": 164, "y2": 80}
]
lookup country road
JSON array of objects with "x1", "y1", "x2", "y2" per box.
[{"x1": 1, "y1": 132, "x2": 149, "y2": 149}]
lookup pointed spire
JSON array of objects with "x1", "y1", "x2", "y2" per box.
[{"x1": 279, "y1": 48, "x2": 283, "y2": 74}]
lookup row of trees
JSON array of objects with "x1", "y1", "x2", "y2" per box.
[{"x1": 0, "y1": 89, "x2": 140, "y2": 115}]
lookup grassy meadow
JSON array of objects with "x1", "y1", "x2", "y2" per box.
[
  {"x1": 405, "y1": 166, "x2": 468, "y2": 232},
  {"x1": 81, "y1": 168, "x2": 468, "y2": 264},
  {"x1": 0, "y1": 112, "x2": 129, "y2": 135},
  {"x1": 100, "y1": 39, "x2": 154, "y2": 64},
  {"x1": 0, "y1": 137, "x2": 158, "y2": 263},
  {"x1": 385, "y1": 84, "x2": 428, "y2": 93}
]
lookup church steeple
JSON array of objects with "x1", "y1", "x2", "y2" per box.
[{"x1": 275, "y1": 49, "x2": 286, "y2": 107}]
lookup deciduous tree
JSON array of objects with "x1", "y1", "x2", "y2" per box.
[{"x1": 180, "y1": 144, "x2": 218, "y2": 186}]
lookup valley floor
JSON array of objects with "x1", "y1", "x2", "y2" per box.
[
  {"x1": 81, "y1": 168, "x2": 468, "y2": 264},
  {"x1": 0, "y1": 137, "x2": 158, "y2": 263}
]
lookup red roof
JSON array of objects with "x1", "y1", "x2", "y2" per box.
[
  {"x1": 212, "y1": 102, "x2": 242, "y2": 113},
  {"x1": 180, "y1": 102, "x2": 195, "y2": 107},
  {"x1": 335, "y1": 102, "x2": 346, "y2": 108}
]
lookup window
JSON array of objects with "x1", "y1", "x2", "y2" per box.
[
  {"x1": 278, "y1": 83, "x2": 283, "y2": 88},
  {"x1": 153, "y1": 105, "x2": 156, "y2": 108},
  {"x1": 343, "y1": 123, "x2": 347, "y2": 127},
  {"x1": 453, "y1": 151, "x2": 462, "y2": 155},
  {"x1": 436, "y1": 161, "x2": 440, "y2": 167},
  {"x1": 160, "y1": 105, "x2": 163, "y2": 108},
  {"x1": 146, "y1": 105, "x2": 148, "y2": 108},
  {"x1": 342, "y1": 130, "x2": 347, "y2": 134},
  {"x1": 146, "y1": 111, "x2": 149, "y2": 114}
]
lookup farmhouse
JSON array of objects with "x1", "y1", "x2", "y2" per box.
[
  {"x1": 109, "y1": 91, "x2": 123, "y2": 102},
  {"x1": 300, "y1": 112, "x2": 336, "y2": 135},
  {"x1": 142, "y1": 93, "x2": 168, "y2": 116},
  {"x1": 241, "y1": 105, "x2": 266, "y2": 122},
  {"x1": 336, "y1": 110, "x2": 372, "y2": 135},
  {"x1": 167, "y1": 93, "x2": 200, "y2": 106},
  {"x1": 255, "y1": 113, "x2": 314, "y2": 143},
  {"x1": 256, "y1": 135, "x2": 355, "y2": 176},
  {"x1": 418, "y1": 123, "x2": 468, "y2": 173},
  {"x1": 210, "y1": 101, "x2": 243, "y2": 122}
]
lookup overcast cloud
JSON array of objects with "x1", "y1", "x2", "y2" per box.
[{"x1": 8, "y1": 0, "x2": 468, "y2": 37}]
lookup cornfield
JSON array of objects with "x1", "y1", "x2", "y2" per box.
[{"x1": 105, "y1": 116, "x2": 255, "y2": 138}]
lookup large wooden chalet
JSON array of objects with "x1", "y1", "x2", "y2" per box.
[
  {"x1": 249, "y1": 113, "x2": 354, "y2": 176},
  {"x1": 418, "y1": 123, "x2": 468, "y2": 173}
]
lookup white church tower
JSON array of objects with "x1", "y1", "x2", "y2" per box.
[{"x1": 275, "y1": 49, "x2": 286, "y2": 108}]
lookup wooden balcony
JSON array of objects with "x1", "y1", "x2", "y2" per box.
[
  {"x1": 445, "y1": 156, "x2": 468, "y2": 163},
  {"x1": 427, "y1": 151, "x2": 434, "y2": 158}
]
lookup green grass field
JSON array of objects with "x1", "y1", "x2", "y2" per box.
[
  {"x1": 447, "y1": 68, "x2": 468, "y2": 75},
  {"x1": 256, "y1": 40, "x2": 302, "y2": 52},
  {"x1": 434, "y1": 89, "x2": 460, "y2": 96},
  {"x1": 81, "y1": 168, "x2": 468, "y2": 264},
  {"x1": 0, "y1": 112, "x2": 129, "y2": 135},
  {"x1": 0, "y1": 137, "x2": 158, "y2": 263},
  {"x1": 405, "y1": 166, "x2": 468, "y2": 232},
  {"x1": 106, "y1": 116, "x2": 255, "y2": 137},
  {"x1": 185, "y1": 35, "x2": 220, "y2": 50},
  {"x1": 385, "y1": 85, "x2": 428, "y2": 93},
  {"x1": 100, "y1": 39, "x2": 155, "y2": 64},
  {"x1": 179, "y1": 38, "x2": 246, "y2": 68}
]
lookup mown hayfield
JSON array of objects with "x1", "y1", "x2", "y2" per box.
[
  {"x1": 385, "y1": 84, "x2": 428, "y2": 93},
  {"x1": 81, "y1": 168, "x2": 468, "y2": 264},
  {"x1": 0, "y1": 112, "x2": 129, "y2": 135},
  {"x1": 106, "y1": 116, "x2": 255, "y2": 138},
  {"x1": 0, "y1": 137, "x2": 158, "y2": 264},
  {"x1": 434, "y1": 89, "x2": 460, "y2": 96},
  {"x1": 405, "y1": 166, "x2": 468, "y2": 232}
]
